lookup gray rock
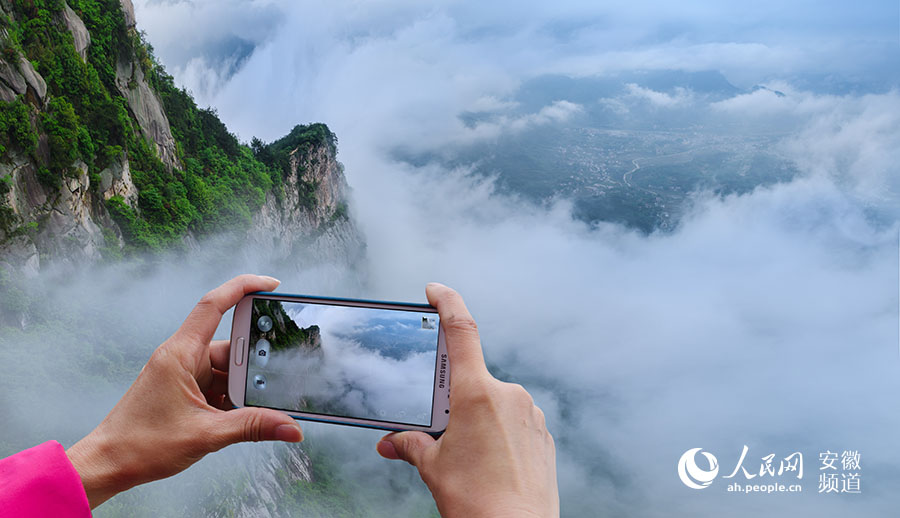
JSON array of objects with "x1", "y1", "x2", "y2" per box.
[
  {"x1": 0, "y1": 82, "x2": 16, "y2": 103},
  {"x1": 199, "y1": 442, "x2": 314, "y2": 518},
  {"x1": 0, "y1": 236, "x2": 40, "y2": 279},
  {"x1": 0, "y1": 57, "x2": 27, "y2": 96},
  {"x1": 0, "y1": 152, "x2": 126, "y2": 272},
  {"x1": 32, "y1": 161, "x2": 106, "y2": 263},
  {"x1": 0, "y1": 54, "x2": 48, "y2": 106},
  {"x1": 99, "y1": 155, "x2": 139, "y2": 208},
  {"x1": 17, "y1": 57, "x2": 47, "y2": 105},
  {"x1": 61, "y1": 2, "x2": 91, "y2": 61},
  {"x1": 120, "y1": 0, "x2": 136, "y2": 28},
  {"x1": 250, "y1": 142, "x2": 365, "y2": 269},
  {"x1": 114, "y1": 52, "x2": 179, "y2": 170}
]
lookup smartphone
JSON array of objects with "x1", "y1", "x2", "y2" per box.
[{"x1": 228, "y1": 292, "x2": 450, "y2": 434}]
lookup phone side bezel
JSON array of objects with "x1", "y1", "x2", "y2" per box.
[{"x1": 228, "y1": 291, "x2": 450, "y2": 434}]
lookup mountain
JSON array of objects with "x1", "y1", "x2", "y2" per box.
[
  {"x1": 253, "y1": 299, "x2": 323, "y2": 353},
  {"x1": 0, "y1": 0, "x2": 361, "y2": 275}
]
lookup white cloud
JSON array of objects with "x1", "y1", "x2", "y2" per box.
[
  {"x1": 624, "y1": 83, "x2": 692, "y2": 107},
  {"x1": 466, "y1": 95, "x2": 519, "y2": 112},
  {"x1": 709, "y1": 88, "x2": 900, "y2": 212},
  {"x1": 458, "y1": 99, "x2": 583, "y2": 142}
]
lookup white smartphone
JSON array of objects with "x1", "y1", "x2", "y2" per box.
[{"x1": 228, "y1": 292, "x2": 450, "y2": 434}]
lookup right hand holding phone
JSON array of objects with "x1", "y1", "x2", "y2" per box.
[{"x1": 377, "y1": 283, "x2": 560, "y2": 518}]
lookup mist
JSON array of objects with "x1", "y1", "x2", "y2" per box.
[{"x1": 1, "y1": 0, "x2": 898, "y2": 516}]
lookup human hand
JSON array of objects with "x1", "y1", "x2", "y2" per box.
[
  {"x1": 65, "y1": 274, "x2": 304, "y2": 508},
  {"x1": 376, "y1": 283, "x2": 559, "y2": 518}
]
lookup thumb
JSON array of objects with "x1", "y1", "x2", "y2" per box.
[
  {"x1": 213, "y1": 408, "x2": 304, "y2": 448},
  {"x1": 377, "y1": 432, "x2": 434, "y2": 467}
]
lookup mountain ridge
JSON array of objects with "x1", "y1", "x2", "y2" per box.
[{"x1": 0, "y1": 0, "x2": 358, "y2": 275}]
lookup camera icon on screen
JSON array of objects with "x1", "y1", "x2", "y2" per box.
[{"x1": 254, "y1": 339, "x2": 271, "y2": 367}]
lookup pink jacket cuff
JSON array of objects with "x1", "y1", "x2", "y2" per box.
[{"x1": 0, "y1": 440, "x2": 91, "y2": 518}]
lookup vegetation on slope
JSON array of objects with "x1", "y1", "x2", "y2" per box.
[
  {"x1": 0, "y1": 0, "x2": 336, "y2": 252},
  {"x1": 251, "y1": 299, "x2": 321, "y2": 352}
]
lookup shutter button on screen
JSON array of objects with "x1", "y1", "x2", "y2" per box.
[{"x1": 234, "y1": 337, "x2": 245, "y2": 365}]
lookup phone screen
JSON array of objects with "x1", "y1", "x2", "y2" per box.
[{"x1": 244, "y1": 298, "x2": 440, "y2": 427}]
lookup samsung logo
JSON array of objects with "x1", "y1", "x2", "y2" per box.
[{"x1": 438, "y1": 353, "x2": 448, "y2": 388}]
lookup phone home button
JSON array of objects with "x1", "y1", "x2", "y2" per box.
[{"x1": 234, "y1": 337, "x2": 245, "y2": 366}]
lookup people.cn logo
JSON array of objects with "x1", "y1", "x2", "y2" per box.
[{"x1": 677, "y1": 448, "x2": 719, "y2": 489}]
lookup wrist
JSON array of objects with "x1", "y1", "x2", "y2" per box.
[
  {"x1": 66, "y1": 429, "x2": 133, "y2": 508},
  {"x1": 436, "y1": 491, "x2": 557, "y2": 518},
  {"x1": 442, "y1": 505, "x2": 552, "y2": 518}
]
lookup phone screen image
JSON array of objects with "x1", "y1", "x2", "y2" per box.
[{"x1": 244, "y1": 298, "x2": 440, "y2": 427}]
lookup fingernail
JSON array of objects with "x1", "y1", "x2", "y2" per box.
[
  {"x1": 426, "y1": 282, "x2": 442, "y2": 288},
  {"x1": 274, "y1": 423, "x2": 302, "y2": 442},
  {"x1": 261, "y1": 275, "x2": 281, "y2": 285},
  {"x1": 377, "y1": 440, "x2": 397, "y2": 458}
]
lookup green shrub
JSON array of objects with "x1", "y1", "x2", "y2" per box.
[
  {"x1": 0, "y1": 177, "x2": 17, "y2": 237},
  {"x1": 40, "y1": 97, "x2": 84, "y2": 173},
  {"x1": 105, "y1": 195, "x2": 160, "y2": 252},
  {"x1": 36, "y1": 166, "x2": 59, "y2": 191},
  {"x1": 0, "y1": 97, "x2": 37, "y2": 160}
]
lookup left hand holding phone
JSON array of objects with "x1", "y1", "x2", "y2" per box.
[{"x1": 65, "y1": 274, "x2": 304, "y2": 509}]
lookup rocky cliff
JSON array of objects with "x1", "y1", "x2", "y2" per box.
[
  {"x1": 252, "y1": 298, "x2": 324, "y2": 353},
  {"x1": 203, "y1": 443, "x2": 315, "y2": 518},
  {"x1": 0, "y1": 0, "x2": 363, "y2": 276},
  {"x1": 250, "y1": 137, "x2": 364, "y2": 269}
]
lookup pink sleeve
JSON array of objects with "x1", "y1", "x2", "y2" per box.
[{"x1": 0, "y1": 440, "x2": 91, "y2": 518}]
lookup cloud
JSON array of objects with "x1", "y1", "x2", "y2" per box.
[
  {"x1": 456, "y1": 99, "x2": 583, "y2": 143},
  {"x1": 134, "y1": 0, "x2": 899, "y2": 118},
  {"x1": 132, "y1": 0, "x2": 283, "y2": 100},
  {"x1": 624, "y1": 83, "x2": 692, "y2": 107},
  {"x1": 342, "y1": 134, "x2": 899, "y2": 517},
  {"x1": 709, "y1": 87, "x2": 900, "y2": 212}
]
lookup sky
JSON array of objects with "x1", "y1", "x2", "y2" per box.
[{"x1": 8, "y1": 1, "x2": 900, "y2": 516}]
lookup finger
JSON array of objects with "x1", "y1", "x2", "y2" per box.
[
  {"x1": 426, "y1": 283, "x2": 489, "y2": 381},
  {"x1": 179, "y1": 274, "x2": 280, "y2": 346},
  {"x1": 211, "y1": 408, "x2": 303, "y2": 448},
  {"x1": 377, "y1": 432, "x2": 434, "y2": 467},
  {"x1": 210, "y1": 340, "x2": 231, "y2": 371}
]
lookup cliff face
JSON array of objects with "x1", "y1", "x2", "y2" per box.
[
  {"x1": 251, "y1": 141, "x2": 364, "y2": 268},
  {"x1": 0, "y1": 0, "x2": 162, "y2": 273},
  {"x1": 0, "y1": 0, "x2": 363, "y2": 275},
  {"x1": 0, "y1": 152, "x2": 135, "y2": 275},
  {"x1": 252, "y1": 299, "x2": 324, "y2": 353},
  {"x1": 114, "y1": 0, "x2": 178, "y2": 171},
  {"x1": 207, "y1": 443, "x2": 315, "y2": 518}
]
